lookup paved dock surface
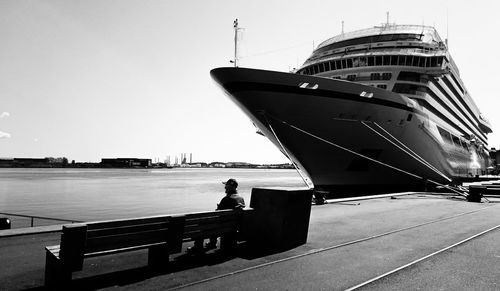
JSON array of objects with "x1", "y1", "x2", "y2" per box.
[{"x1": 1, "y1": 193, "x2": 499, "y2": 290}]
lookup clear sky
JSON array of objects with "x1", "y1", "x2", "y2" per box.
[{"x1": 1, "y1": 0, "x2": 499, "y2": 163}]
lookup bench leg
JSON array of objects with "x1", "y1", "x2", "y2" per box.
[
  {"x1": 220, "y1": 232, "x2": 237, "y2": 252},
  {"x1": 45, "y1": 251, "x2": 72, "y2": 289},
  {"x1": 148, "y1": 245, "x2": 170, "y2": 270}
]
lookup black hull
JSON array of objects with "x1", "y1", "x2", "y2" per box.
[{"x1": 211, "y1": 67, "x2": 488, "y2": 196}]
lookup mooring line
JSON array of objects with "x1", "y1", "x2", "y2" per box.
[
  {"x1": 264, "y1": 114, "x2": 313, "y2": 189},
  {"x1": 362, "y1": 121, "x2": 451, "y2": 182},
  {"x1": 167, "y1": 204, "x2": 497, "y2": 290},
  {"x1": 373, "y1": 122, "x2": 447, "y2": 178},
  {"x1": 282, "y1": 120, "x2": 424, "y2": 180},
  {"x1": 345, "y1": 222, "x2": 500, "y2": 290},
  {"x1": 267, "y1": 114, "x2": 466, "y2": 198}
]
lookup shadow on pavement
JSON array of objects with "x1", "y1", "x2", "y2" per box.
[{"x1": 22, "y1": 242, "x2": 290, "y2": 291}]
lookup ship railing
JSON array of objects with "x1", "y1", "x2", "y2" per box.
[
  {"x1": 317, "y1": 25, "x2": 441, "y2": 49},
  {"x1": 307, "y1": 47, "x2": 446, "y2": 64},
  {"x1": 0, "y1": 212, "x2": 82, "y2": 228}
]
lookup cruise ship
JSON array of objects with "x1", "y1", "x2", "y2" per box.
[{"x1": 211, "y1": 23, "x2": 493, "y2": 195}]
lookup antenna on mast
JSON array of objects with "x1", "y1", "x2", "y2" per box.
[
  {"x1": 232, "y1": 18, "x2": 239, "y2": 67},
  {"x1": 386, "y1": 11, "x2": 389, "y2": 26},
  {"x1": 341, "y1": 20, "x2": 344, "y2": 34}
]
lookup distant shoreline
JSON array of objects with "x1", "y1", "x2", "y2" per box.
[{"x1": 0, "y1": 163, "x2": 295, "y2": 170}]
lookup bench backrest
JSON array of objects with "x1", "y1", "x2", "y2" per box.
[
  {"x1": 59, "y1": 215, "x2": 184, "y2": 270},
  {"x1": 58, "y1": 209, "x2": 253, "y2": 271},
  {"x1": 182, "y1": 209, "x2": 242, "y2": 241}
]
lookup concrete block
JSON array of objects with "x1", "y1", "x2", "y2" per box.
[{"x1": 246, "y1": 188, "x2": 313, "y2": 250}]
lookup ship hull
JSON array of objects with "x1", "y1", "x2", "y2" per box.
[{"x1": 211, "y1": 67, "x2": 488, "y2": 196}]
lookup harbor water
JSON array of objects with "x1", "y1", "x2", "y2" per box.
[{"x1": 0, "y1": 168, "x2": 304, "y2": 226}]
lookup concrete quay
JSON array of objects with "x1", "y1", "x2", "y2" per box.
[{"x1": 1, "y1": 193, "x2": 499, "y2": 290}]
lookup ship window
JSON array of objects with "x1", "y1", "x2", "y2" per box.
[
  {"x1": 319, "y1": 63, "x2": 325, "y2": 73},
  {"x1": 405, "y1": 55, "x2": 413, "y2": 66},
  {"x1": 382, "y1": 73, "x2": 392, "y2": 80},
  {"x1": 346, "y1": 58, "x2": 353, "y2": 68},
  {"x1": 436, "y1": 57, "x2": 443, "y2": 67},
  {"x1": 437, "y1": 127, "x2": 453, "y2": 144},
  {"x1": 432, "y1": 57, "x2": 439, "y2": 67},
  {"x1": 442, "y1": 76, "x2": 463, "y2": 100},
  {"x1": 450, "y1": 73, "x2": 465, "y2": 94},
  {"x1": 452, "y1": 135, "x2": 462, "y2": 147},
  {"x1": 335, "y1": 60, "x2": 341, "y2": 70},
  {"x1": 341, "y1": 59, "x2": 347, "y2": 69},
  {"x1": 368, "y1": 56, "x2": 374, "y2": 66},
  {"x1": 383, "y1": 55, "x2": 390, "y2": 66},
  {"x1": 376, "y1": 56, "x2": 382, "y2": 66},
  {"x1": 397, "y1": 71, "x2": 422, "y2": 82},
  {"x1": 370, "y1": 73, "x2": 381, "y2": 80},
  {"x1": 376, "y1": 84, "x2": 387, "y2": 89},
  {"x1": 398, "y1": 55, "x2": 406, "y2": 66},
  {"x1": 353, "y1": 57, "x2": 360, "y2": 67},
  {"x1": 391, "y1": 55, "x2": 398, "y2": 66},
  {"x1": 324, "y1": 62, "x2": 330, "y2": 71},
  {"x1": 347, "y1": 74, "x2": 356, "y2": 81},
  {"x1": 412, "y1": 56, "x2": 419, "y2": 67},
  {"x1": 359, "y1": 57, "x2": 367, "y2": 66},
  {"x1": 332, "y1": 76, "x2": 341, "y2": 79},
  {"x1": 419, "y1": 57, "x2": 426, "y2": 67}
]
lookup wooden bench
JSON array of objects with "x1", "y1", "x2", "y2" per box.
[
  {"x1": 44, "y1": 214, "x2": 184, "y2": 287},
  {"x1": 182, "y1": 209, "x2": 247, "y2": 249},
  {"x1": 44, "y1": 209, "x2": 253, "y2": 287}
]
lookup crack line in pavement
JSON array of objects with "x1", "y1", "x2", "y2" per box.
[
  {"x1": 168, "y1": 203, "x2": 498, "y2": 290},
  {"x1": 345, "y1": 223, "x2": 500, "y2": 290}
]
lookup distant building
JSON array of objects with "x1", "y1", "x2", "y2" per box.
[
  {"x1": 0, "y1": 158, "x2": 14, "y2": 167},
  {"x1": 226, "y1": 162, "x2": 256, "y2": 168},
  {"x1": 180, "y1": 162, "x2": 208, "y2": 168},
  {"x1": 101, "y1": 158, "x2": 152, "y2": 168},
  {"x1": 14, "y1": 158, "x2": 51, "y2": 167},
  {"x1": 208, "y1": 162, "x2": 226, "y2": 168},
  {"x1": 0, "y1": 157, "x2": 68, "y2": 168}
]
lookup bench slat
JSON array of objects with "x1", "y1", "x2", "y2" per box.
[
  {"x1": 87, "y1": 216, "x2": 171, "y2": 230},
  {"x1": 185, "y1": 215, "x2": 240, "y2": 225},
  {"x1": 87, "y1": 222, "x2": 171, "y2": 238},
  {"x1": 183, "y1": 220, "x2": 238, "y2": 235},
  {"x1": 183, "y1": 210, "x2": 238, "y2": 220},
  {"x1": 86, "y1": 228, "x2": 169, "y2": 253},
  {"x1": 85, "y1": 242, "x2": 166, "y2": 258},
  {"x1": 183, "y1": 226, "x2": 239, "y2": 240}
]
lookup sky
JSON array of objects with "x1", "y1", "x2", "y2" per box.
[{"x1": 1, "y1": 0, "x2": 499, "y2": 163}]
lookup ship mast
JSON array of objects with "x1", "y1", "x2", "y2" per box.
[{"x1": 233, "y1": 19, "x2": 239, "y2": 67}]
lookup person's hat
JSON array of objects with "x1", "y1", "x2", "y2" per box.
[{"x1": 222, "y1": 178, "x2": 238, "y2": 187}]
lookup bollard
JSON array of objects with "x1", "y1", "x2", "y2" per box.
[
  {"x1": 313, "y1": 190, "x2": 327, "y2": 205},
  {"x1": 0, "y1": 217, "x2": 11, "y2": 230},
  {"x1": 467, "y1": 186, "x2": 484, "y2": 203}
]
